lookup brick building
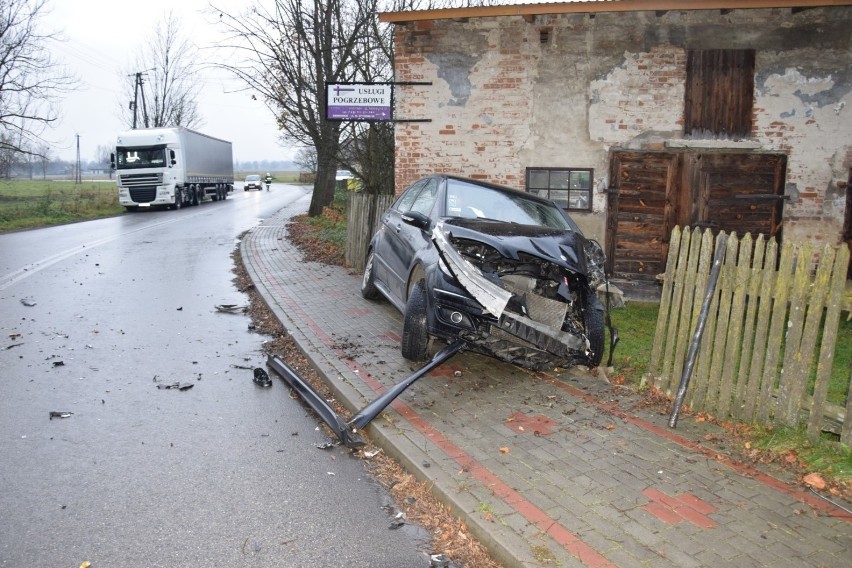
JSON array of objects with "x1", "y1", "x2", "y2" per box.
[{"x1": 379, "y1": 0, "x2": 852, "y2": 289}]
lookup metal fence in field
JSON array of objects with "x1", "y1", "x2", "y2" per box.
[{"x1": 647, "y1": 226, "x2": 852, "y2": 444}]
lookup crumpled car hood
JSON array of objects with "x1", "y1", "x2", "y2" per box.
[{"x1": 439, "y1": 218, "x2": 586, "y2": 274}]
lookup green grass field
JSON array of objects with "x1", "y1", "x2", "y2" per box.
[{"x1": 0, "y1": 179, "x2": 124, "y2": 232}]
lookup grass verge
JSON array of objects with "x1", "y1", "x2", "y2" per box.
[{"x1": 0, "y1": 180, "x2": 124, "y2": 232}]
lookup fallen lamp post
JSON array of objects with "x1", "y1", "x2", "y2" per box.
[{"x1": 267, "y1": 339, "x2": 466, "y2": 448}]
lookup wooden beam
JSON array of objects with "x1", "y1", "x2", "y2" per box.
[{"x1": 379, "y1": 0, "x2": 852, "y2": 24}]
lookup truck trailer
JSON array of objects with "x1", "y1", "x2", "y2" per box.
[{"x1": 112, "y1": 126, "x2": 234, "y2": 211}]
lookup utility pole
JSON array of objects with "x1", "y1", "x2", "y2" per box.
[
  {"x1": 75, "y1": 134, "x2": 81, "y2": 184},
  {"x1": 129, "y1": 71, "x2": 152, "y2": 129}
]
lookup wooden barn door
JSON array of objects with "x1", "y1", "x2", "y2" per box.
[
  {"x1": 687, "y1": 153, "x2": 787, "y2": 240},
  {"x1": 606, "y1": 151, "x2": 679, "y2": 286}
]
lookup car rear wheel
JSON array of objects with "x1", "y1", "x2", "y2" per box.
[
  {"x1": 582, "y1": 290, "x2": 605, "y2": 367},
  {"x1": 361, "y1": 251, "x2": 381, "y2": 300},
  {"x1": 401, "y1": 280, "x2": 429, "y2": 361}
]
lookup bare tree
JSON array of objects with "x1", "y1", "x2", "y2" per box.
[
  {"x1": 120, "y1": 11, "x2": 202, "y2": 130},
  {"x1": 0, "y1": 0, "x2": 77, "y2": 158},
  {"x1": 36, "y1": 141, "x2": 50, "y2": 178},
  {"x1": 294, "y1": 146, "x2": 317, "y2": 173},
  {"x1": 214, "y1": 0, "x2": 378, "y2": 216}
]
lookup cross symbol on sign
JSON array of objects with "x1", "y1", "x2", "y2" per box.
[{"x1": 334, "y1": 85, "x2": 355, "y2": 96}]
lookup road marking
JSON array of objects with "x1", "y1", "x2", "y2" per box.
[{"x1": 0, "y1": 211, "x2": 206, "y2": 291}]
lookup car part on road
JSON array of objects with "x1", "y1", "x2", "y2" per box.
[
  {"x1": 267, "y1": 339, "x2": 466, "y2": 449},
  {"x1": 253, "y1": 367, "x2": 272, "y2": 387},
  {"x1": 156, "y1": 382, "x2": 195, "y2": 391},
  {"x1": 49, "y1": 411, "x2": 73, "y2": 420}
]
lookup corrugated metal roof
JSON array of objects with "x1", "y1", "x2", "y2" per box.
[{"x1": 379, "y1": 0, "x2": 852, "y2": 23}]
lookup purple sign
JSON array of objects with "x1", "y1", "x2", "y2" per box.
[{"x1": 327, "y1": 83, "x2": 392, "y2": 121}]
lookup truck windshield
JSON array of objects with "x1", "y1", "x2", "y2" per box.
[{"x1": 115, "y1": 145, "x2": 167, "y2": 169}]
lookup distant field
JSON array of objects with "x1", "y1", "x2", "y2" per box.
[
  {"x1": 0, "y1": 173, "x2": 308, "y2": 232},
  {"x1": 0, "y1": 179, "x2": 123, "y2": 233}
]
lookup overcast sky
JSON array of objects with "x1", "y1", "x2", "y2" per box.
[{"x1": 42, "y1": 0, "x2": 292, "y2": 164}]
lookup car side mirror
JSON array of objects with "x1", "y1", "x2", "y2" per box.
[{"x1": 401, "y1": 210, "x2": 430, "y2": 230}]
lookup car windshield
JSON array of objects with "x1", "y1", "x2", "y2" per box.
[
  {"x1": 445, "y1": 179, "x2": 573, "y2": 230},
  {"x1": 246, "y1": 175, "x2": 260, "y2": 181}
]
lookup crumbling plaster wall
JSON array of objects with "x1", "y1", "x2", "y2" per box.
[{"x1": 393, "y1": 7, "x2": 852, "y2": 245}]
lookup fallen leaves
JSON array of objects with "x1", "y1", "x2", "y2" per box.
[{"x1": 803, "y1": 472, "x2": 826, "y2": 490}]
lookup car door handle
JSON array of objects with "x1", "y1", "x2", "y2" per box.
[{"x1": 395, "y1": 224, "x2": 401, "y2": 233}]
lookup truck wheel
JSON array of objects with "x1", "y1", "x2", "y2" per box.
[
  {"x1": 401, "y1": 280, "x2": 430, "y2": 361},
  {"x1": 170, "y1": 189, "x2": 182, "y2": 210},
  {"x1": 191, "y1": 186, "x2": 200, "y2": 206},
  {"x1": 220, "y1": 186, "x2": 227, "y2": 200}
]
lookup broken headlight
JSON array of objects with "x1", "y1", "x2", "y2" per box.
[{"x1": 583, "y1": 239, "x2": 607, "y2": 289}]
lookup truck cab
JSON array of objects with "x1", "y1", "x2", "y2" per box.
[{"x1": 112, "y1": 127, "x2": 233, "y2": 211}]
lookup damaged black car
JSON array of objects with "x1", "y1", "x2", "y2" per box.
[{"x1": 361, "y1": 175, "x2": 609, "y2": 370}]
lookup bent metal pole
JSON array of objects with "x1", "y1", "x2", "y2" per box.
[
  {"x1": 668, "y1": 233, "x2": 727, "y2": 429},
  {"x1": 268, "y1": 339, "x2": 466, "y2": 448}
]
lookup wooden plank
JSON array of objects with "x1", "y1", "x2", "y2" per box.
[
  {"x1": 671, "y1": 229, "x2": 704, "y2": 399},
  {"x1": 734, "y1": 234, "x2": 765, "y2": 420},
  {"x1": 757, "y1": 240, "x2": 794, "y2": 423},
  {"x1": 703, "y1": 232, "x2": 736, "y2": 415},
  {"x1": 650, "y1": 225, "x2": 682, "y2": 386},
  {"x1": 776, "y1": 242, "x2": 813, "y2": 426},
  {"x1": 661, "y1": 227, "x2": 692, "y2": 393},
  {"x1": 688, "y1": 230, "x2": 717, "y2": 410},
  {"x1": 783, "y1": 243, "x2": 830, "y2": 426},
  {"x1": 718, "y1": 233, "x2": 752, "y2": 418},
  {"x1": 808, "y1": 245, "x2": 848, "y2": 441},
  {"x1": 743, "y1": 237, "x2": 777, "y2": 421}
]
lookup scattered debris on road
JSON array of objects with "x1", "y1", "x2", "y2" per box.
[
  {"x1": 253, "y1": 367, "x2": 272, "y2": 387},
  {"x1": 156, "y1": 382, "x2": 194, "y2": 391},
  {"x1": 20, "y1": 298, "x2": 36, "y2": 307},
  {"x1": 52, "y1": 361, "x2": 65, "y2": 368},
  {"x1": 49, "y1": 411, "x2": 73, "y2": 420},
  {"x1": 215, "y1": 304, "x2": 247, "y2": 314}
]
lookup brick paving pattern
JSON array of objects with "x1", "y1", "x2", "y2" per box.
[{"x1": 242, "y1": 197, "x2": 851, "y2": 568}]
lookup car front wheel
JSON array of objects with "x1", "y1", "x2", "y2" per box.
[
  {"x1": 401, "y1": 280, "x2": 430, "y2": 361},
  {"x1": 582, "y1": 289, "x2": 605, "y2": 367}
]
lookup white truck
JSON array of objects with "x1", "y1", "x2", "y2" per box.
[{"x1": 112, "y1": 126, "x2": 234, "y2": 211}]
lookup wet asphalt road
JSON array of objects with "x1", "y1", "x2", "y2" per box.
[{"x1": 0, "y1": 185, "x2": 430, "y2": 567}]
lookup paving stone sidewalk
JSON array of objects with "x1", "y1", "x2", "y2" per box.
[{"x1": 241, "y1": 196, "x2": 851, "y2": 568}]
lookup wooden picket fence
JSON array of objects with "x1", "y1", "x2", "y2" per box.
[
  {"x1": 345, "y1": 192, "x2": 395, "y2": 271},
  {"x1": 647, "y1": 226, "x2": 852, "y2": 444}
]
